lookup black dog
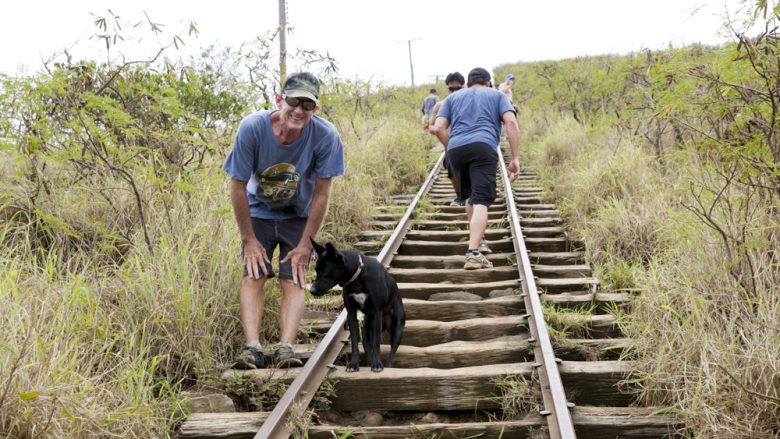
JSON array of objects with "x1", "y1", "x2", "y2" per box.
[{"x1": 309, "y1": 239, "x2": 405, "y2": 373}]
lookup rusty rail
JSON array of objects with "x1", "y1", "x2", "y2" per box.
[
  {"x1": 498, "y1": 149, "x2": 577, "y2": 438},
  {"x1": 255, "y1": 153, "x2": 445, "y2": 439}
]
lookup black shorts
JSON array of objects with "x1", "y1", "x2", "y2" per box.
[
  {"x1": 443, "y1": 155, "x2": 455, "y2": 179},
  {"x1": 446, "y1": 142, "x2": 498, "y2": 206},
  {"x1": 240, "y1": 217, "x2": 310, "y2": 280}
]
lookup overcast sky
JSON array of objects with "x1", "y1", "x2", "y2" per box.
[{"x1": 1, "y1": 0, "x2": 751, "y2": 85}]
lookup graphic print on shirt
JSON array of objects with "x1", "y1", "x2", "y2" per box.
[{"x1": 258, "y1": 163, "x2": 300, "y2": 201}]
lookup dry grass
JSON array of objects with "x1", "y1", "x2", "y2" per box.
[
  {"x1": 626, "y1": 228, "x2": 780, "y2": 436},
  {"x1": 0, "y1": 85, "x2": 433, "y2": 436},
  {"x1": 525, "y1": 109, "x2": 780, "y2": 436},
  {"x1": 491, "y1": 373, "x2": 541, "y2": 421},
  {"x1": 0, "y1": 175, "x2": 246, "y2": 436}
]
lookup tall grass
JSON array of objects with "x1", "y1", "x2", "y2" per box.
[
  {"x1": 0, "y1": 171, "x2": 243, "y2": 436},
  {"x1": 524, "y1": 113, "x2": 672, "y2": 290},
  {"x1": 0, "y1": 80, "x2": 433, "y2": 436},
  {"x1": 524, "y1": 110, "x2": 780, "y2": 436}
]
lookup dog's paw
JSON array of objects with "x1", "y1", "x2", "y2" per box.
[
  {"x1": 370, "y1": 363, "x2": 384, "y2": 373},
  {"x1": 346, "y1": 364, "x2": 360, "y2": 373}
]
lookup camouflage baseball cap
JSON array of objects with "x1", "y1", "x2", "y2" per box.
[{"x1": 283, "y1": 72, "x2": 320, "y2": 104}]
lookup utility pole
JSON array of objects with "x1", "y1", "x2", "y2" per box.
[
  {"x1": 279, "y1": 0, "x2": 287, "y2": 86},
  {"x1": 399, "y1": 38, "x2": 420, "y2": 87}
]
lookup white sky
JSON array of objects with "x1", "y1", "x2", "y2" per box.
[{"x1": 1, "y1": 0, "x2": 751, "y2": 85}]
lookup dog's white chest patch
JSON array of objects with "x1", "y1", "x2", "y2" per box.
[{"x1": 351, "y1": 293, "x2": 368, "y2": 308}]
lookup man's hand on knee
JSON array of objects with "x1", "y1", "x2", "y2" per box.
[
  {"x1": 243, "y1": 239, "x2": 270, "y2": 279},
  {"x1": 280, "y1": 243, "x2": 312, "y2": 286}
]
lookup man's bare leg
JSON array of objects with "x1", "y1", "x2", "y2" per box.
[
  {"x1": 239, "y1": 276, "x2": 267, "y2": 344},
  {"x1": 279, "y1": 279, "x2": 305, "y2": 343},
  {"x1": 468, "y1": 204, "x2": 489, "y2": 250}
]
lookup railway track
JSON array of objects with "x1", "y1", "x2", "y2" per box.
[{"x1": 179, "y1": 149, "x2": 678, "y2": 438}]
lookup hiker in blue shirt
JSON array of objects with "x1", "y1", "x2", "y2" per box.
[
  {"x1": 431, "y1": 67, "x2": 520, "y2": 270},
  {"x1": 421, "y1": 88, "x2": 439, "y2": 130},
  {"x1": 223, "y1": 72, "x2": 345, "y2": 369}
]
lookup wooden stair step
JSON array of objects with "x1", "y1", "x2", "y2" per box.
[
  {"x1": 532, "y1": 264, "x2": 593, "y2": 278},
  {"x1": 329, "y1": 363, "x2": 533, "y2": 411},
  {"x1": 560, "y1": 361, "x2": 634, "y2": 406},
  {"x1": 399, "y1": 239, "x2": 514, "y2": 255},
  {"x1": 525, "y1": 237, "x2": 582, "y2": 252},
  {"x1": 327, "y1": 361, "x2": 632, "y2": 411},
  {"x1": 543, "y1": 292, "x2": 631, "y2": 311},
  {"x1": 514, "y1": 187, "x2": 543, "y2": 193},
  {"x1": 301, "y1": 314, "x2": 528, "y2": 347},
  {"x1": 571, "y1": 406, "x2": 679, "y2": 439},
  {"x1": 418, "y1": 211, "x2": 506, "y2": 221},
  {"x1": 178, "y1": 412, "x2": 268, "y2": 438},
  {"x1": 529, "y1": 251, "x2": 585, "y2": 264},
  {"x1": 386, "y1": 336, "x2": 532, "y2": 368},
  {"x1": 367, "y1": 220, "x2": 399, "y2": 230},
  {"x1": 398, "y1": 279, "x2": 520, "y2": 300},
  {"x1": 401, "y1": 316, "x2": 526, "y2": 346},
  {"x1": 391, "y1": 252, "x2": 515, "y2": 269},
  {"x1": 371, "y1": 213, "x2": 402, "y2": 221},
  {"x1": 404, "y1": 229, "x2": 510, "y2": 241},
  {"x1": 518, "y1": 209, "x2": 560, "y2": 218},
  {"x1": 307, "y1": 406, "x2": 676, "y2": 439},
  {"x1": 548, "y1": 314, "x2": 622, "y2": 338},
  {"x1": 520, "y1": 217, "x2": 563, "y2": 226},
  {"x1": 429, "y1": 197, "x2": 506, "y2": 205},
  {"x1": 308, "y1": 419, "x2": 543, "y2": 438},
  {"x1": 556, "y1": 338, "x2": 630, "y2": 361},
  {"x1": 435, "y1": 203, "x2": 506, "y2": 213},
  {"x1": 521, "y1": 226, "x2": 566, "y2": 237},
  {"x1": 516, "y1": 203, "x2": 556, "y2": 210},
  {"x1": 411, "y1": 218, "x2": 506, "y2": 230},
  {"x1": 403, "y1": 295, "x2": 524, "y2": 321},
  {"x1": 390, "y1": 265, "x2": 519, "y2": 283},
  {"x1": 537, "y1": 277, "x2": 600, "y2": 293}
]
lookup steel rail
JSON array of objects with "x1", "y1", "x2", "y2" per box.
[
  {"x1": 255, "y1": 152, "x2": 446, "y2": 439},
  {"x1": 498, "y1": 149, "x2": 577, "y2": 438}
]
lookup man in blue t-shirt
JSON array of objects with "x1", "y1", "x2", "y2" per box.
[
  {"x1": 223, "y1": 72, "x2": 345, "y2": 369},
  {"x1": 420, "y1": 88, "x2": 439, "y2": 130},
  {"x1": 431, "y1": 67, "x2": 520, "y2": 270}
]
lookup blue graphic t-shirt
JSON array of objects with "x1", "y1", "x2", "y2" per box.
[
  {"x1": 223, "y1": 110, "x2": 345, "y2": 219},
  {"x1": 437, "y1": 87, "x2": 515, "y2": 151}
]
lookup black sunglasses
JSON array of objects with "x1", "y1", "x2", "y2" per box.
[
  {"x1": 447, "y1": 85, "x2": 463, "y2": 92},
  {"x1": 283, "y1": 94, "x2": 317, "y2": 111}
]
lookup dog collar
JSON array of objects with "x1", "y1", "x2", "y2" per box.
[{"x1": 342, "y1": 255, "x2": 364, "y2": 286}]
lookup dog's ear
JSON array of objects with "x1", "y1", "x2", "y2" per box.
[
  {"x1": 310, "y1": 238, "x2": 326, "y2": 256},
  {"x1": 325, "y1": 243, "x2": 346, "y2": 264}
]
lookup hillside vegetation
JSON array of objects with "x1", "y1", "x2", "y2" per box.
[
  {"x1": 0, "y1": 27, "x2": 436, "y2": 436},
  {"x1": 495, "y1": 11, "x2": 780, "y2": 438},
  {"x1": 3, "y1": 4, "x2": 780, "y2": 437}
]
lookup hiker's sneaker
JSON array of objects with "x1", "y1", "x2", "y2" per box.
[
  {"x1": 479, "y1": 239, "x2": 493, "y2": 254},
  {"x1": 273, "y1": 342, "x2": 303, "y2": 368},
  {"x1": 464, "y1": 252, "x2": 493, "y2": 270},
  {"x1": 234, "y1": 345, "x2": 264, "y2": 370},
  {"x1": 450, "y1": 197, "x2": 465, "y2": 206}
]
